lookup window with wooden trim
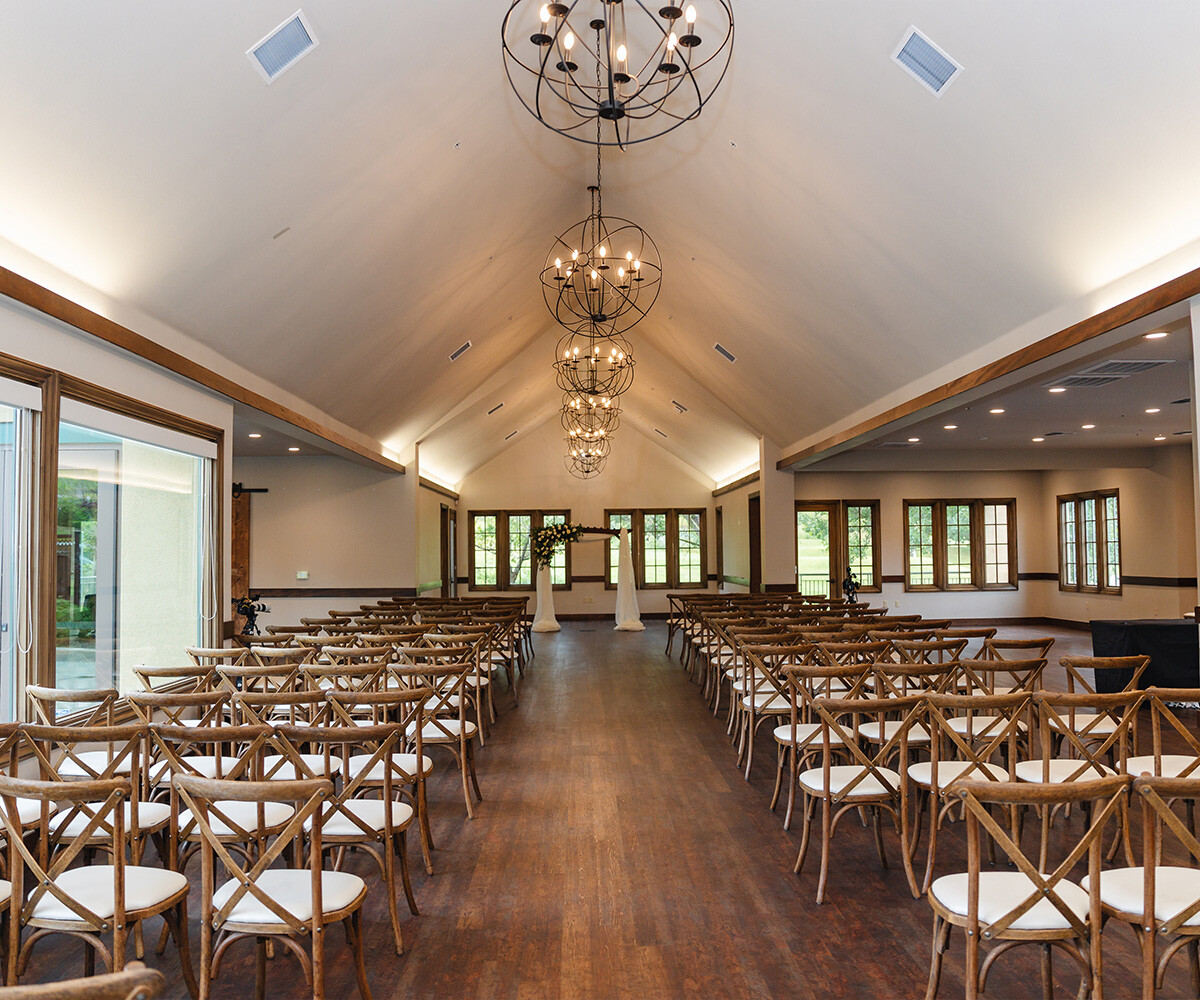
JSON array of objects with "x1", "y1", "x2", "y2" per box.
[
  {"x1": 1058, "y1": 490, "x2": 1120, "y2": 594},
  {"x1": 793, "y1": 500, "x2": 882, "y2": 597},
  {"x1": 903, "y1": 499, "x2": 1017, "y2": 591},
  {"x1": 843, "y1": 501, "x2": 881, "y2": 591},
  {"x1": 468, "y1": 509, "x2": 571, "y2": 590},
  {"x1": 604, "y1": 508, "x2": 707, "y2": 589}
]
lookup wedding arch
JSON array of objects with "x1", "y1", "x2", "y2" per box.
[{"x1": 530, "y1": 523, "x2": 643, "y2": 632}]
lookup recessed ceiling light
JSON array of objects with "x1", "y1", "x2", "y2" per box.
[
  {"x1": 1081, "y1": 424, "x2": 1095, "y2": 430},
  {"x1": 288, "y1": 447, "x2": 300, "y2": 452},
  {"x1": 1146, "y1": 407, "x2": 1161, "y2": 414},
  {"x1": 1144, "y1": 331, "x2": 1169, "y2": 339},
  {"x1": 989, "y1": 408, "x2": 1005, "y2": 414},
  {"x1": 908, "y1": 437, "x2": 920, "y2": 443},
  {"x1": 943, "y1": 424, "x2": 957, "y2": 430},
  {"x1": 1032, "y1": 437, "x2": 1045, "y2": 442},
  {"x1": 1048, "y1": 387, "x2": 1067, "y2": 394},
  {"x1": 1154, "y1": 435, "x2": 1167, "y2": 441},
  {"x1": 248, "y1": 433, "x2": 262, "y2": 439}
]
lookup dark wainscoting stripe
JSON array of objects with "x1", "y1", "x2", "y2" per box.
[
  {"x1": 881, "y1": 575, "x2": 905, "y2": 585},
  {"x1": 712, "y1": 472, "x2": 760, "y2": 498},
  {"x1": 570, "y1": 575, "x2": 606, "y2": 584},
  {"x1": 1122, "y1": 575, "x2": 1198, "y2": 588},
  {"x1": 253, "y1": 587, "x2": 417, "y2": 599},
  {"x1": 764, "y1": 583, "x2": 794, "y2": 593},
  {"x1": 1018, "y1": 572, "x2": 1059, "y2": 582},
  {"x1": 952, "y1": 616, "x2": 1092, "y2": 632},
  {"x1": 553, "y1": 612, "x2": 670, "y2": 622}
]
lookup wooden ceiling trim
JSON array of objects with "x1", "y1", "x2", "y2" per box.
[
  {"x1": 0, "y1": 266, "x2": 405, "y2": 474},
  {"x1": 777, "y1": 264, "x2": 1200, "y2": 470}
]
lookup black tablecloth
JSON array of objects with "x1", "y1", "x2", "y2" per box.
[{"x1": 1089, "y1": 619, "x2": 1200, "y2": 690}]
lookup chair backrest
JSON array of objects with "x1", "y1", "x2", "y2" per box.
[
  {"x1": 127, "y1": 690, "x2": 230, "y2": 728},
  {"x1": 934, "y1": 627, "x2": 997, "y2": 659},
  {"x1": 873, "y1": 659, "x2": 955, "y2": 698},
  {"x1": 26, "y1": 686, "x2": 117, "y2": 726},
  {"x1": 980, "y1": 636, "x2": 1054, "y2": 661},
  {"x1": 174, "y1": 775, "x2": 334, "y2": 937},
  {"x1": 186, "y1": 646, "x2": 249, "y2": 669},
  {"x1": 892, "y1": 638, "x2": 968, "y2": 664},
  {"x1": 1033, "y1": 690, "x2": 1144, "y2": 779},
  {"x1": 925, "y1": 691, "x2": 1033, "y2": 785},
  {"x1": 231, "y1": 689, "x2": 330, "y2": 726},
  {"x1": 149, "y1": 723, "x2": 272, "y2": 784},
  {"x1": 1131, "y1": 774, "x2": 1200, "y2": 936},
  {"x1": 298, "y1": 661, "x2": 384, "y2": 695},
  {"x1": 946, "y1": 775, "x2": 1130, "y2": 943},
  {"x1": 391, "y1": 661, "x2": 470, "y2": 742},
  {"x1": 1059, "y1": 654, "x2": 1150, "y2": 695},
  {"x1": 132, "y1": 663, "x2": 218, "y2": 693},
  {"x1": 216, "y1": 662, "x2": 304, "y2": 698},
  {"x1": 0, "y1": 962, "x2": 165, "y2": 999},
  {"x1": 814, "y1": 640, "x2": 894, "y2": 666},
  {"x1": 0, "y1": 773, "x2": 130, "y2": 930},
  {"x1": 810, "y1": 694, "x2": 925, "y2": 800},
  {"x1": 1128, "y1": 687, "x2": 1200, "y2": 777}
]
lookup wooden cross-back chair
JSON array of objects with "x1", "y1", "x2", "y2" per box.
[
  {"x1": 469, "y1": 612, "x2": 523, "y2": 702},
  {"x1": 273, "y1": 721, "x2": 419, "y2": 955},
  {"x1": 391, "y1": 653, "x2": 481, "y2": 820},
  {"x1": 737, "y1": 641, "x2": 810, "y2": 780},
  {"x1": 725, "y1": 628, "x2": 805, "y2": 746},
  {"x1": 1094, "y1": 774, "x2": 1200, "y2": 999},
  {"x1": 328, "y1": 689, "x2": 434, "y2": 875},
  {"x1": 925, "y1": 774, "x2": 1131, "y2": 1000},
  {"x1": 425, "y1": 626, "x2": 495, "y2": 741},
  {"x1": 132, "y1": 664, "x2": 218, "y2": 694},
  {"x1": 0, "y1": 774, "x2": 196, "y2": 996},
  {"x1": 979, "y1": 636, "x2": 1055, "y2": 662},
  {"x1": 1124, "y1": 687, "x2": 1200, "y2": 780},
  {"x1": 953, "y1": 657, "x2": 1046, "y2": 698},
  {"x1": 174, "y1": 775, "x2": 372, "y2": 1000},
  {"x1": 18, "y1": 724, "x2": 169, "y2": 867},
  {"x1": 231, "y1": 690, "x2": 330, "y2": 729},
  {"x1": 892, "y1": 638, "x2": 969, "y2": 665},
  {"x1": 185, "y1": 648, "x2": 249, "y2": 671},
  {"x1": 934, "y1": 627, "x2": 998, "y2": 660},
  {"x1": 911, "y1": 691, "x2": 1034, "y2": 894},
  {"x1": 26, "y1": 688, "x2": 116, "y2": 728},
  {"x1": 793, "y1": 692, "x2": 924, "y2": 904}
]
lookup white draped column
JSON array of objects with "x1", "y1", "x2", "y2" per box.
[
  {"x1": 531, "y1": 563, "x2": 560, "y2": 632},
  {"x1": 614, "y1": 527, "x2": 644, "y2": 631}
]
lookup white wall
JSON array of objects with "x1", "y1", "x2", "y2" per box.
[
  {"x1": 456, "y1": 418, "x2": 719, "y2": 615},
  {"x1": 233, "y1": 454, "x2": 412, "y2": 626}
]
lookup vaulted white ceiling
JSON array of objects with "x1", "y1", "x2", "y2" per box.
[{"x1": 2, "y1": 3, "x2": 1200, "y2": 486}]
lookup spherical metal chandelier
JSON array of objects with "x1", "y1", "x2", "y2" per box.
[
  {"x1": 502, "y1": 0, "x2": 734, "y2": 149},
  {"x1": 564, "y1": 432, "x2": 611, "y2": 479},
  {"x1": 561, "y1": 391, "x2": 620, "y2": 445},
  {"x1": 553, "y1": 321, "x2": 635, "y2": 397},
  {"x1": 542, "y1": 185, "x2": 661, "y2": 335}
]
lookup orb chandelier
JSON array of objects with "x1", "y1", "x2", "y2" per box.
[
  {"x1": 565, "y1": 432, "x2": 611, "y2": 479},
  {"x1": 561, "y1": 390, "x2": 621, "y2": 441},
  {"x1": 542, "y1": 184, "x2": 661, "y2": 335},
  {"x1": 502, "y1": 0, "x2": 734, "y2": 148},
  {"x1": 553, "y1": 320, "x2": 635, "y2": 397}
]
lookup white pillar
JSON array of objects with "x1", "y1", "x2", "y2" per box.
[
  {"x1": 397, "y1": 443, "x2": 420, "y2": 596},
  {"x1": 758, "y1": 437, "x2": 796, "y2": 591}
]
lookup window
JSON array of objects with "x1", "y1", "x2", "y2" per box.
[
  {"x1": 468, "y1": 509, "x2": 570, "y2": 590},
  {"x1": 55, "y1": 404, "x2": 217, "y2": 706},
  {"x1": 605, "y1": 508, "x2": 707, "y2": 589},
  {"x1": 1058, "y1": 490, "x2": 1120, "y2": 594},
  {"x1": 795, "y1": 500, "x2": 882, "y2": 597},
  {"x1": 903, "y1": 499, "x2": 1017, "y2": 591},
  {"x1": 844, "y1": 502, "x2": 879, "y2": 590}
]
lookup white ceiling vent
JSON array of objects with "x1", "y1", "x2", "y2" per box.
[
  {"x1": 448, "y1": 340, "x2": 472, "y2": 363},
  {"x1": 876, "y1": 440, "x2": 914, "y2": 449},
  {"x1": 654, "y1": 428, "x2": 668, "y2": 438},
  {"x1": 504, "y1": 430, "x2": 518, "y2": 441},
  {"x1": 893, "y1": 27, "x2": 962, "y2": 96},
  {"x1": 1045, "y1": 358, "x2": 1173, "y2": 388},
  {"x1": 713, "y1": 343, "x2": 737, "y2": 363},
  {"x1": 248, "y1": 12, "x2": 318, "y2": 84},
  {"x1": 487, "y1": 402, "x2": 504, "y2": 415},
  {"x1": 671, "y1": 400, "x2": 688, "y2": 413}
]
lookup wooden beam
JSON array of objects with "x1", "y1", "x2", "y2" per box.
[
  {"x1": 712, "y1": 471, "x2": 760, "y2": 498},
  {"x1": 778, "y1": 265, "x2": 1200, "y2": 469},
  {"x1": 0, "y1": 266, "x2": 406, "y2": 474}
]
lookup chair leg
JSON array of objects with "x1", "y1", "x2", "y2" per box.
[
  {"x1": 398, "y1": 831, "x2": 419, "y2": 916},
  {"x1": 459, "y1": 747, "x2": 475, "y2": 820},
  {"x1": 467, "y1": 741, "x2": 483, "y2": 802},
  {"x1": 346, "y1": 910, "x2": 373, "y2": 1000},
  {"x1": 1039, "y1": 943, "x2": 1053, "y2": 1000},
  {"x1": 783, "y1": 749, "x2": 798, "y2": 831},
  {"x1": 382, "y1": 839, "x2": 404, "y2": 956},
  {"x1": 255, "y1": 937, "x2": 267, "y2": 1000},
  {"x1": 815, "y1": 796, "x2": 833, "y2": 905},
  {"x1": 926, "y1": 913, "x2": 950, "y2": 1000},
  {"x1": 167, "y1": 898, "x2": 200, "y2": 1000},
  {"x1": 417, "y1": 780, "x2": 435, "y2": 875},
  {"x1": 770, "y1": 743, "x2": 786, "y2": 811},
  {"x1": 794, "y1": 792, "x2": 815, "y2": 874}
]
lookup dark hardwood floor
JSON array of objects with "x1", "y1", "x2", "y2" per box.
[{"x1": 19, "y1": 622, "x2": 1199, "y2": 998}]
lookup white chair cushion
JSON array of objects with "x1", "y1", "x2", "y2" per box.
[
  {"x1": 945, "y1": 716, "x2": 1027, "y2": 737},
  {"x1": 905, "y1": 760, "x2": 1008, "y2": 789},
  {"x1": 1081, "y1": 867, "x2": 1200, "y2": 926},
  {"x1": 931, "y1": 871, "x2": 1089, "y2": 931},
  {"x1": 798, "y1": 764, "x2": 902, "y2": 798},
  {"x1": 50, "y1": 801, "x2": 171, "y2": 837},
  {"x1": 262, "y1": 754, "x2": 331, "y2": 781},
  {"x1": 347, "y1": 753, "x2": 433, "y2": 780},
  {"x1": 772, "y1": 723, "x2": 844, "y2": 748},
  {"x1": 407, "y1": 720, "x2": 477, "y2": 741},
  {"x1": 0, "y1": 880, "x2": 10, "y2": 907},
  {"x1": 58, "y1": 751, "x2": 134, "y2": 778},
  {"x1": 32, "y1": 865, "x2": 188, "y2": 922},
  {"x1": 179, "y1": 801, "x2": 295, "y2": 837},
  {"x1": 1014, "y1": 759, "x2": 1116, "y2": 783},
  {"x1": 212, "y1": 869, "x2": 366, "y2": 925},
  {"x1": 302, "y1": 799, "x2": 414, "y2": 837},
  {"x1": 741, "y1": 693, "x2": 789, "y2": 712},
  {"x1": 1123, "y1": 754, "x2": 1200, "y2": 778},
  {"x1": 855, "y1": 721, "x2": 931, "y2": 744},
  {"x1": 425, "y1": 694, "x2": 462, "y2": 711},
  {"x1": 3, "y1": 798, "x2": 57, "y2": 826},
  {"x1": 1047, "y1": 712, "x2": 1119, "y2": 735}
]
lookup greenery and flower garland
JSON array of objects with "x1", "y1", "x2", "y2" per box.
[{"x1": 531, "y1": 523, "x2": 607, "y2": 564}]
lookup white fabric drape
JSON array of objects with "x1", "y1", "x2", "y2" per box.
[
  {"x1": 531, "y1": 563, "x2": 560, "y2": 632},
  {"x1": 614, "y1": 527, "x2": 644, "y2": 631}
]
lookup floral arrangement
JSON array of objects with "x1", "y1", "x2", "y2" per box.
[{"x1": 531, "y1": 523, "x2": 608, "y2": 564}]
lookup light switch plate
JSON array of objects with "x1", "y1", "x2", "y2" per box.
[{"x1": 296, "y1": 570, "x2": 309, "y2": 580}]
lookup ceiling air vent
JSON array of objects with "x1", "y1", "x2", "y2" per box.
[
  {"x1": 876, "y1": 440, "x2": 914, "y2": 449},
  {"x1": 654, "y1": 428, "x2": 668, "y2": 438},
  {"x1": 448, "y1": 340, "x2": 472, "y2": 363},
  {"x1": 487, "y1": 402, "x2": 504, "y2": 415},
  {"x1": 248, "y1": 11, "x2": 318, "y2": 83},
  {"x1": 713, "y1": 343, "x2": 737, "y2": 363},
  {"x1": 504, "y1": 430, "x2": 518, "y2": 441},
  {"x1": 1044, "y1": 358, "x2": 1174, "y2": 389},
  {"x1": 671, "y1": 400, "x2": 688, "y2": 413},
  {"x1": 893, "y1": 27, "x2": 962, "y2": 96}
]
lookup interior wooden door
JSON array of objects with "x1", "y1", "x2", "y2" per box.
[
  {"x1": 748, "y1": 494, "x2": 761, "y2": 593},
  {"x1": 231, "y1": 490, "x2": 250, "y2": 635}
]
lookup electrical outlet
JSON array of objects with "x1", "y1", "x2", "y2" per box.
[
  {"x1": 583, "y1": 596, "x2": 594, "y2": 604},
  {"x1": 296, "y1": 570, "x2": 309, "y2": 580}
]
